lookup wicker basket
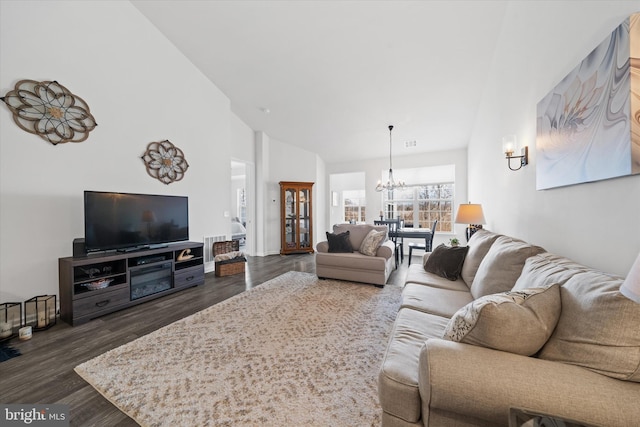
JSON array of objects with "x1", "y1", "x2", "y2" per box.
[
  {"x1": 213, "y1": 240, "x2": 246, "y2": 277},
  {"x1": 213, "y1": 240, "x2": 239, "y2": 255},
  {"x1": 215, "y1": 260, "x2": 245, "y2": 277}
]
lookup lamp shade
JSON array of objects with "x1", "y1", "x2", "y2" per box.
[
  {"x1": 141, "y1": 210, "x2": 156, "y2": 222},
  {"x1": 620, "y1": 252, "x2": 640, "y2": 303},
  {"x1": 455, "y1": 203, "x2": 486, "y2": 225}
]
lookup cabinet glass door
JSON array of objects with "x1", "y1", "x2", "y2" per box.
[
  {"x1": 284, "y1": 187, "x2": 298, "y2": 250},
  {"x1": 298, "y1": 188, "x2": 311, "y2": 250}
]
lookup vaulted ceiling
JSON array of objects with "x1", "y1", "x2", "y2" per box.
[{"x1": 132, "y1": 0, "x2": 508, "y2": 163}]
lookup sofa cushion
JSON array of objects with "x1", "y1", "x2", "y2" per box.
[
  {"x1": 401, "y1": 283, "x2": 474, "y2": 318},
  {"x1": 405, "y1": 263, "x2": 469, "y2": 292},
  {"x1": 315, "y1": 251, "x2": 387, "y2": 270},
  {"x1": 512, "y1": 252, "x2": 590, "y2": 290},
  {"x1": 359, "y1": 229, "x2": 387, "y2": 256},
  {"x1": 424, "y1": 244, "x2": 470, "y2": 281},
  {"x1": 379, "y1": 308, "x2": 450, "y2": 423},
  {"x1": 460, "y1": 229, "x2": 500, "y2": 288},
  {"x1": 325, "y1": 230, "x2": 353, "y2": 253},
  {"x1": 443, "y1": 284, "x2": 561, "y2": 356},
  {"x1": 470, "y1": 236, "x2": 545, "y2": 299},
  {"x1": 538, "y1": 271, "x2": 640, "y2": 382}
]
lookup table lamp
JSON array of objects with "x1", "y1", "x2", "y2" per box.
[
  {"x1": 620, "y1": 252, "x2": 640, "y2": 303},
  {"x1": 455, "y1": 202, "x2": 486, "y2": 241}
]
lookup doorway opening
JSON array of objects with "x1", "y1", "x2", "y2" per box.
[{"x1": 231, "y1": 160, "x2": 255, "y2": 256}]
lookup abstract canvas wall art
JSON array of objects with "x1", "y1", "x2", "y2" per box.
[{"x1": 536, "y1": 14, "x2": 640, "y2": 190}]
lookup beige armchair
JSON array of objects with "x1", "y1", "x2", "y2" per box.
[{"x1": 316, "y1": 223, "x2": 395, "y2": 286}]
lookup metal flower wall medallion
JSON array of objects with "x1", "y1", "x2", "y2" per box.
[
  {"x1": 1, "y1": 80, "x2": 97, "y2": 145},
  {"x1": 141, "y1": 140, "x2": 190, "y2": 185}
]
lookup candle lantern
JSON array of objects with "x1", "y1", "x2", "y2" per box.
[
  {"x1": 24, "y1": 295, "x2": 56, "y2": 331},
  {"x1": 0, "y1": 302, "x2": 22, "y2": 341}
]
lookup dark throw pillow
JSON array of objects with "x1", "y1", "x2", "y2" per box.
[
  {"x1": 424, "y1": 244, "x2": 470, "y2": 281},
  {"x1": 326, "y1": 231, "x2": 354, "y2": 253}
]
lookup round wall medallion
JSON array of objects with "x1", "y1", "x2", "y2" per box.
[
  {"x1": 1, "y1": 80, "x2": 97, "y2": 145},
  {"x1": 141, "y1": 139, "x2": 189, "y2": 185}
]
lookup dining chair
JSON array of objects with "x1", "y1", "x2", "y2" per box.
[{"x1": 408, "y1": 219, "x2": 437, "y2": 265}]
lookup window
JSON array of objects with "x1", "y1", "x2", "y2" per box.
[
  {"x1": 418, "y1": 184, "x2": 453, "y2": 232},
  {"x1": 343, "y1": 190, "x2": 366, "y2": 223},
  {"x1": 383, "y1": 184, "x2": 453, "y2": 232},
  {"x1": 380, "y1": 165, "x2": 455, "y2": 233}
]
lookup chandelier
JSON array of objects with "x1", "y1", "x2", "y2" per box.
[{"x1": 375, "y1": 125, "x2": 405, "y2": 192}]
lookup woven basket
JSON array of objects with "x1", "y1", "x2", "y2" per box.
[
  {"x1": 213, "y1": 240, "x2": 239, "y2": 255},
  {"x1": 213, "y1": 240, "x2": 246, "y2": 277},
  {"x1": 215, "y1": 260, "x2": 245, "y2": 277}
]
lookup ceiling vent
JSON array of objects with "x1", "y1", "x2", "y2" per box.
[{"x1": 404, "y1": 140, "x2": 417, "y2": 148}]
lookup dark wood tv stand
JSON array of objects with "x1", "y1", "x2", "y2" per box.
[{"x1": 58, "y1": 241, "x2": 204, "y2": 326}]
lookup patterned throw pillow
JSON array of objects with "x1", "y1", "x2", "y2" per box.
[
  {"x1": 442, "y1": 284, "x2": 561, "y2": 356},
  {"x1": 359, "y1": 229, "x2": 387, "y2": 256},
  {"x1": 326, "y1": 231, "x2": 353, "y2": 253}
]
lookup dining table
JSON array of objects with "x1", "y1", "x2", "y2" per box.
[
  {"x1": 391, "y1": 227, "x2": 432, "y2": 240},
  {"x1": 389, "y1": 227, "x2": 432, "y2": 263}
]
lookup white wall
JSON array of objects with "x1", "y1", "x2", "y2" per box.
[
  {"x1": 231, "y1": 113, "x2": 255, "y2": 163},
  {"x1": 329, "y1": 172, "x2": 366, "y2": 226},
  {"x1": 468, "y1": 1, "x2": 640, "y2": 276},
  {"x1": 0, "y1": 1, "x2": 233, "y2": 302},
  {"x1": 252, "y1": 131, "x2": 324, "y2": 256},
  {"x1": 265, "y1": 137, "x2": 322, "y2": 255}
]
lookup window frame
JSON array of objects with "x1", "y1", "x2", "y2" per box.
[{"x1": 382, "y1": 182, "x2": 454, "y2": 232}]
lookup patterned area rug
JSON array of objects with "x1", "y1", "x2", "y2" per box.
[{"x1": 75, "y1": 271, "x2": 402, "y2": 426}]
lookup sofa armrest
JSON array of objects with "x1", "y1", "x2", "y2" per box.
[
  {"x1": 419, "y1": 339, "x2": 640, "y2": 427},
  {"x1": 421, "y1": 251, "x2": 432, "y2": 266},
  {"x1": 376, "y1": 240, "x2": 395, "y2": 260},
  {"x1": 316, "y1": 241, "x2": 329, "y2": 253}
]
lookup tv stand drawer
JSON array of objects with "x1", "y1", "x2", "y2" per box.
[
  {"x1": 73, "y1": 287, "x2": 130, "y2": 320},
  {"x1": 174, "y1": 265, "x2": 204, "y2": 289}
]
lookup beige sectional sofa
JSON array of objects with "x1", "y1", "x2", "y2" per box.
[
  {"x1": 316, "y1": 223, "x2": 395, "y2": 286},
  {"x1": 379, "y1": 229, "x2": 640, "y2": 427}
]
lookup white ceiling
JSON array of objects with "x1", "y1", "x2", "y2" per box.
[{"x1": 132, "y1": 0, "x2": 508, "y2": 163}]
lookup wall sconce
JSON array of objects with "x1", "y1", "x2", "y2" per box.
[{"x1": 502, "y1": 135, "x2": 528, "y2": 171}]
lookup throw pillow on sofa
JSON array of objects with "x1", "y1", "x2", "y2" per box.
[
  {"x1": 538, "y1": 271, "x2": 640, "y2": 382},
  {"x1": 460, "y1": 229, "x2": 501, "y2": 287},
  {"x1": 326, "y1": 230, "x2": 353, "y2": 253},
  {"x1": 359, "y1": 229, "x2": 386, "y2": 256},
  {"x1": 442, "y1": 284, "x2": 561, "y2": 356},
  {"x1": 424, "y1": 244, "x2": 470, "y2": 281},
  {"x1": 470, "y1": 236, "x2": 545, "y2": 299},
  {"x1": 512, "y1": 252, "x2": 590, "y2": 291}
]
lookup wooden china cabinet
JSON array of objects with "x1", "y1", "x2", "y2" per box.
[{"x1": 279, "y1": 181, "x2": 314, "y2": 255}]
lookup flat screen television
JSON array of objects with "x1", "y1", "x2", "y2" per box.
[{"x1": 84, "y1": 191, "x2": 189, "y2": 253}]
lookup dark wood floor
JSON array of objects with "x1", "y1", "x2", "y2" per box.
[{"x1": 0, "y1": 253, "x2": 410, "y2": 426}]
